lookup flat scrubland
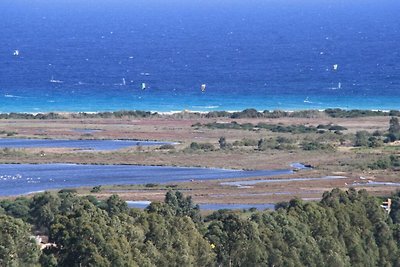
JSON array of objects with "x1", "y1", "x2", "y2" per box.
[{"x1": 0, "y1": 110, "x2": 399, "y2": 205}]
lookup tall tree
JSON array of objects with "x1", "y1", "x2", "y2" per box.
[
  {"x1": 388, "y1": 117, "x2": 400, "y2": 141},
  {"x1": 164, "y1": 191, "x2": 200, "y2": 221},
  {"x1": 0, "y1": 214, "x2": 40, "y2": 266},
  {"x1": 30, "y1": 192, "x2": 61, "y2": 232},
  {"x1": 218, "y1": 136, "x2": 227, "y2": 149},
  {"x1": 354, "y1": 131, "x2": 370, "y2": 147}
]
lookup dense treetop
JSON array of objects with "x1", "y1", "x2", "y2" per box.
[{"x1": 1, "y1": 189, "x2": 400, "y2": 266}]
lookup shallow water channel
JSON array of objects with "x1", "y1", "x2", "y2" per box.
[
  {"x1": 0, "y1": 164, "x2": 293, "y2": 196},
  {"x1": 0, "y1": 138, "x2": 174, "y2": 151}
]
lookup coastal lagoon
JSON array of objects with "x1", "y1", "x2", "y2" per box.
[
  {"x1": 0, "y1": 164, "x2": 293, "y2": 196},
  {"x1": 0, "y1": 138, "x2": 174, "y2": 151}
]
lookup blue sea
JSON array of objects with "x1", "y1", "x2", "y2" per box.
[{"x1": 1, "y1": 0, "x2": 399, "y2": 113}]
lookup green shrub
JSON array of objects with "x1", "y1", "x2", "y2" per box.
[
  {"x1": 388, "y1": 117, "x2": 400, "y2": 142},
  {"x1": 145, "y1": 183, "x2": 159, "y2": 188},
  {"x1": 189, "y1": 142, "x2": 215, "y2": 151},
  {"x1": 205, "y1": 111, "x2": 231, "y2": 118},
  {"x1": 317, "y1": 124, "x2": 330, "y2": 129},
  {"x1": 242, "y1": 138, "x2": 258, "y2": 146},
  {"x1": 354, "y1": 131, "x2": 370, "y2": 147},
  {"x1": 328, "y1": 125, "x2": 347, "y2": 131},
  {"x1": 258, "y1": 138, "x2": 269, "y2": 151},
  {"x1": 200, "y1": 143, "x2": 215, "y2": 151},
  {"x1": 368, "y1": 136, "x2": 383, "y2": 148},
  {"x1": 301, "y1": 141, "x2": 334, "y2": 151},
  {"x1": 325, "y1": 109, "x2": 388, "y2": 118},
  {"x1": 58, "y1": 189, "x2": 77, "y2": 194},
  {"x1": 219, "y1": 137, "x2": 227, "y2": 149},
  {"x1": 159, "y1": 144, "x2": 175, "y2": 150},
  {"x1": 372, "y1": 130, "x2": 383, "y2": 136},
  {"x1": 231, "y1": 109, "x2": 261, "y2": 118},
  {"x1": 190, "y1": 142, "x2": 201, "y2": 150},
  {"x1": 191, "y1": 122, "x2": 202, "y2": 127},
  {"x1": 90, "y1": 185, "x2": 102, "y2": 193},
  {"x1": 368, "y1": 155, "x2": 400, "y2": 170},
  {"x1": 368, "y1": 159, "x2": 390, "y2": 170}
]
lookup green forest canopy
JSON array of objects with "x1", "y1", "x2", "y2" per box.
[{"x1": 1, "y1": 188, "x2": 400, "y2": 266}]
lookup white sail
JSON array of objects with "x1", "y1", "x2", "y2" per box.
[{"x1": 50, "y1": 76, "x2": 63, "y2": 83}]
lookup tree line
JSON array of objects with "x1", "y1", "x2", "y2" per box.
[{"x1": 1, "y1": 109, "x2": 400, "y2": 120}]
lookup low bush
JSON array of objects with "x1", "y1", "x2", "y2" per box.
[
  {"x1": 301, "y1": 141, "x2": 334, "y2": 151},
  {"x1": 90, "y1": 185, "x2": 102, "y2": 193},
  {"x1": 369, "y1": 155, "x2": 400, "y2": 170},
  {"x1": 189, "y1": 142, "x2": 215, "y2": 151},
  {"x1": 145, "y1": 183, "x2": 159, "y2": 188},
  {"x1": 159, "y1": 144, "x2": 175, "y2": 150}
]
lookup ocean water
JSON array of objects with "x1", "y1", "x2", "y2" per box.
[{"x1": 1, "y1": 0, "x2": 400, "y2": 113}]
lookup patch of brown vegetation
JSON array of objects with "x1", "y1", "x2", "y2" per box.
[{"x1": 0, "y1": 114, "x2": 399, "y2": 204}]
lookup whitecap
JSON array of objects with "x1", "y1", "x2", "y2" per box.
[
  {"x1": 192, "y1": 105, "x2": 220, "y2": 109},
  {"x1": 4, "y1": 94, "x2": 22, "y2": 98}
]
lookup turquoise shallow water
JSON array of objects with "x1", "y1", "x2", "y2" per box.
[
  {"x1": 2, "y1": 92, "x2": 400, "y2": 113},
  {"x1": 1, "y1": 0, "x2": 399, "y2": 112}
]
